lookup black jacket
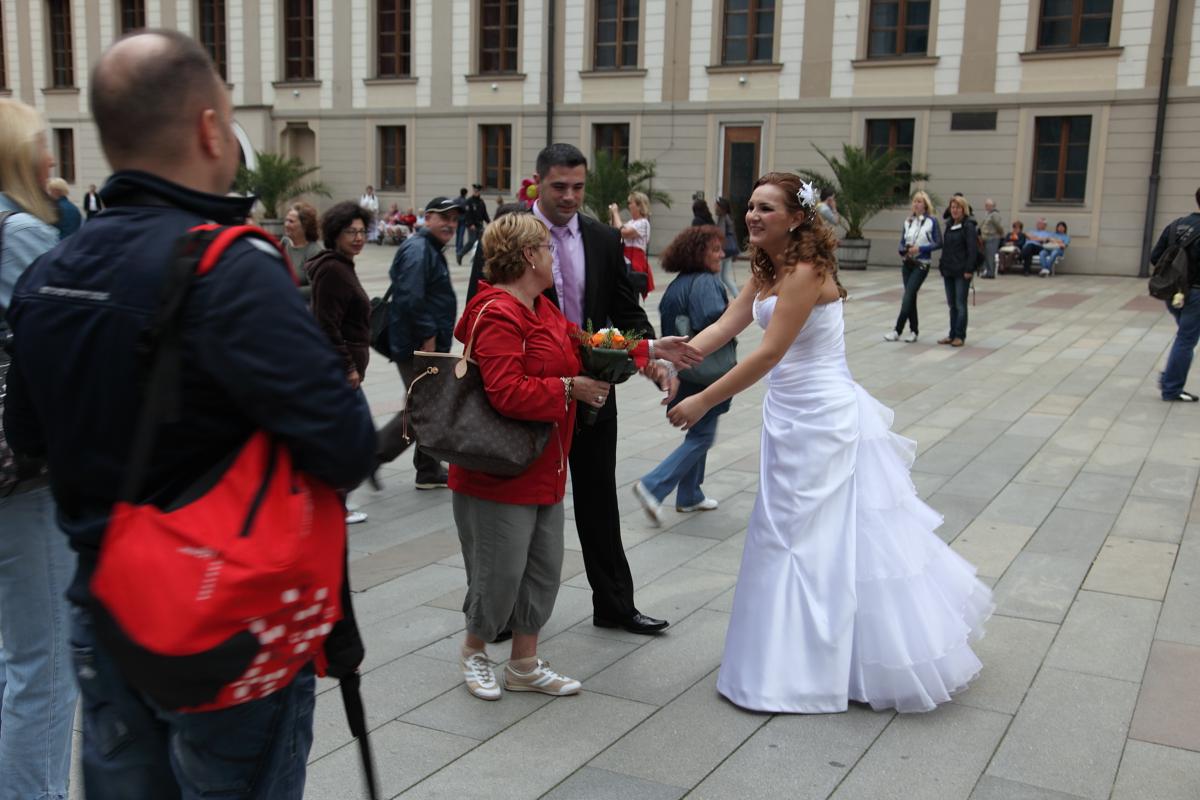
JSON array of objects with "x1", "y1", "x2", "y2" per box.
[
  {"x1": 464, "y1": 195, "x2": 491, "y2": 228},
  {"x1": 939, "y1": 217, "x2": 979, "y2": 278},
  {"x1": 1150, "y1": 212, "x2": 1200, "y2": 287},
  {"x1": 388, "y1": 229, "x2": 457, "y2": 358},
  {"x1": 3, "y1": 170, "x2": 376, "y2": 603}
]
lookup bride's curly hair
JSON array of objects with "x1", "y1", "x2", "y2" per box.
[{"x1": 748, "y1": 172, "x2": 845, "y2": 298}]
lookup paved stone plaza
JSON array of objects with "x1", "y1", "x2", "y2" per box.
[{"x1": 70, "y1": 245, "x2": 1200, "y2": 799}]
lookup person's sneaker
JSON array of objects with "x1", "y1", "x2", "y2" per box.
[
  {"x1": 677, "y1": 498, "x2": 719, "y2": 513},
  {"x1": 502, "y1": 659, "x2": 581, "y2": 696},
  {"x1": 883, "y1": 331, "x2": 899, "y2": 341},
  {"x1": 632, "y1": 481, "x2": 663, "y2": 527},
  {"x1": 415, "y1": 470, "x2": 449, "y2": 490},
  {"x1": 461, "y1": 651, "x2": 501, "y2": 700},
  {"x1": 904, "y1": 332, "x2": 919, "y2": 343},
  {"x1": 345, "y1": 510, "x2": 368, "y2": 525},
  {"x1": 1039, "y1": 268, "x2": 1050, "y2": 277},
  {"x1": 1163, "y1": 391, "x2": 1199, "y2": 402}
]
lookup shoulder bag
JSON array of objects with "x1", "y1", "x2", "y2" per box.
[
  {"x1": 402, "y1": 299, "x2": 551, "y2": 477},
  {"x1": 674, "y1": 274, "x2": 737, "y2": 387}
]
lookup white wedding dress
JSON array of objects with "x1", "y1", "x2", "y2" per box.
[{"x1": 716, "y1": 296, "x2": 993, "y2": 714}]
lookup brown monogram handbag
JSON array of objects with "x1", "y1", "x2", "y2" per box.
[{"x1": 402, "y1": 300, "x2": 552, "y2": 477}]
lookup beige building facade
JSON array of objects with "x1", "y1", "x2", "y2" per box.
[{"x1": 2, "y1": 0, "x2": 1199, "y2": 274}]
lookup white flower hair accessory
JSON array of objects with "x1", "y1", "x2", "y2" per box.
[{"x1": 797, "y1": 180, "x2": 818, "y2": 210}]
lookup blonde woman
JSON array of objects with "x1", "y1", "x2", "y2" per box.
[
  {"x1": 609, "y1": 191, "x2": 654, "y2": 297},
  {"x1": 0, "y1": 97, "x2": 76, "y2": 800},
  {"x1": 885, "y1": 190, "x2": 940, "y2": 343}
]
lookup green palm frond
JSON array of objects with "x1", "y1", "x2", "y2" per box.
[
  {"x1": 233, "y1": 152, "x2": 333, "y2": 220},
  {"x1": 798, "y1": 143, "x2": 930, "y2": 239}
]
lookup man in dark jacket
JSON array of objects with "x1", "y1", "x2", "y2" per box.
[
  {"x1": 388, "y1": 195, "x2": 460, "y2": 487},
  {"x1": 458, "y1": 183, "x2": 491, "y2": 265},
  {"x1": 2, "y1": 31, "x2": 375, "y2": 799},
  {"x1": 1150, "y1": 187, "x2": 1200, "y2": 402}
]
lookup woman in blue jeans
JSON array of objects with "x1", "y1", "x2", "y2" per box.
[
  {"x1": 0, "y1": 97, "x2": 77, "y2": 800},
  {"x1": 634, "y1": 226, "x2": 732, "y2": 525},
  {"x1": 885, "y1": 191, "x2": 940, "y2": 343},
  {"x1": 938, "y1": 195, "x2": 978, "y2": 347}
]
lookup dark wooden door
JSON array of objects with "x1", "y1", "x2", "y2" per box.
[{"x1": 722, "y1": 126, "x2": 762, "y2": 248}]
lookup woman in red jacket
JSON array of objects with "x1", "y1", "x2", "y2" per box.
[{"x1": 450, "y1": 213, "x2": 611, "y2": 701}]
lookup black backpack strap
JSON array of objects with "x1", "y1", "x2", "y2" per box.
[{"x1": 119, "y1": 225, "x2": 289, "y2": 502}]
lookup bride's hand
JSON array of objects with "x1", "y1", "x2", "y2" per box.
[
  {"x1": 666, "y1": 395, "x2": 707, "y2": 430},
  {"x1": 653, "y1": 336, "x2": 703, "y2": 368}
]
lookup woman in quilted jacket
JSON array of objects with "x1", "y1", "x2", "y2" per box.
[{"x1": 448, "y1": 213, "x2": 612, "y2": 701}]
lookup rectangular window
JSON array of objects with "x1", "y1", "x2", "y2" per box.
[
  {"x1": 48, "y1": 0, "x2": 74, "y2": 88},
  {"x1": 0, "y1": 3, "x2": 7, "y2": 90},
  {"x1": 55, "y1": 128, "x2": 75, "y2": 184},
  {"x1": 197, "y1": 0, "x2": 227, "y2": 80},
  {"x1": 721, "y1": 0, "x2": 775, "y2": 65},
  {"x1": 120, "y1": 0, "x2": 146, "y2": 33},
  {"x1": 379, "y1": 126, "x2": 407, "y2": 191},
  {"x1": 867, "y1": 0, "x2": 931, "y2": 58},
  {"x1": 594, "y1": 0, "x2": 639, "y2": 70},
  {"x1": 284, "y1": 0, "x2": 316, "y2": 80},
  {"x1": 1038, "y1": 0, "x2": 1113, "y2": 50},
  {"x1": 480, "y1": 125, "x2": 512, "y2": 191},
  {"x1": 377, "y1": 0, "x2": 411, "y2": 77},
  {"x1": 1032, "y1": 116, "x2": 1091, "y2": 203},
  {"x1": 865, "y1": 118, "x2": 915, "y2": 200},
  {"x1": 479, "y1": 0, "x2": 519, "y2": 74},
  {"x1": 593, "y1": 123, "x2": 631, "y2": 167}
]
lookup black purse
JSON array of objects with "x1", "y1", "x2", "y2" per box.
[
  {"x1": 673, "y1": 274, "x2": 736, "y2": 387},
  {"x1": 402, "y1": 300, "x2": 552, "y2": 477},
  {"x1": 368, "y1": 285, "x2": 393, "y2": 361}
]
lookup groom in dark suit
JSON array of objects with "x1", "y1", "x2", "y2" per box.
[{"x1": 531, "y1": 143, "x2": 670, "y2": 634}]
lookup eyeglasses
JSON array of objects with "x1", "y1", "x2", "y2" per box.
[
  {"x1": 344, "y1": 228, "x2": 367, "y2": 239},
  {"x1": 535, "y1": 242, "x2": 556, "y2": 255}
]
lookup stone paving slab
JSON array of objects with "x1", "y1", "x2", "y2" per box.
[
  {"x1": 1042, "y1": 590, "x2": 1159, "y2": 683},
  {"x1": 1111, "y1": 740, "x2": 1200, "y2": 800},
  {"x1": 1082, "y1": 537, "x2": 1178, "y2": 601},
  {"x1": 1129, "y1": 640, "x2": 1200, "y2": 753}
]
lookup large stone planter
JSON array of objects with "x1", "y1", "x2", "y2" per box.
[{"x1": 837, "y1": 238, "x2": 870, "y2": 270}]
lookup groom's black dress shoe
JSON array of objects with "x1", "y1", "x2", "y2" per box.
[{"x1": 593, "y1": 612, "x2": 670, "y2": 634}]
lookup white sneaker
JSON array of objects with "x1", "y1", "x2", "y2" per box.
[
  {"x1": 461, "y1": 651, "x2": 501, "y2": 700},
  {"x1": 677, "y1": 498, "x2": 719, "y2": 513},
  {"x1": 345, "y1": 510, "x2": 368, "y2": 525},
  {"x1": 883, "y1": 331, "x2": 899, "y2": 341},
  {"x1": 1039, "y1": 269, "x2": 1050, "y2": 277},
  {"x1": 904, "y1": 332, "x2": 919, "y2": 343},
  {"x1": 633, "y1": 481, "x2": 663, "y2": 527},
  {"x1": 502, "y1": 659, "x2": 581, "y2": 696}
]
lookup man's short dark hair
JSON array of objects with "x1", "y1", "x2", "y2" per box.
[
  {"x1": 820, "y1": 187, "x2": 836, "y2": 202},
  {"x1": 1195, "y1": 187, "x2": 1199, "y2": 208},
  {"x1": 320, "y1": 201, "x2": 373, "y2": 250},
  {"x1": 536, "y1": 143, "x2": 588, "y2": 176},
  {"x1": 460, "y1": 188, "x2": 468, "y2": 196},
  {"x1": 90, "y1": 30, "x2": 223, "y2": 163}
]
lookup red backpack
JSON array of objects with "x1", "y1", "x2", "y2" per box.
[{"x1": 90, "y1": 225, "x2": 347, "y2": 712}]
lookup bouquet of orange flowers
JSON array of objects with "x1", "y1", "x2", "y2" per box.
[{"x1": 574, "y1": 324, "x2": 644, "y2": 426}]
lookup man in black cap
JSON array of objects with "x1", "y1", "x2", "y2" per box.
[
  {"x1": 458, "y1": 183, "x2": 492, "y2": 265},
  {"x1": 387, "y1": 196, "x2": 461, "y2": 488}
]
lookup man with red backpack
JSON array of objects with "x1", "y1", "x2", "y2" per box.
[
  {"x1": 1150, "y1": 187, "x2": 1200, "y2": 402},
  {"x1": 2, "y1": 31, "x2": 375, "y2": 799}
]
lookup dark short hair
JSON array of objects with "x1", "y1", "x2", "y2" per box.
[
  {"x1": 1013, "y1": 219, "x2": 1024, "y2": 230},
  {"x1": 661, "y1": 225, "x2": 722, "y2": 274},
  {"x1": 1056, "y1": 221, "x2": 1069, "y2": 233},
  {"x1": 536, "y1": 143, "x2": 587, "y2": 176},
  {"x1": 1194, "y1": 187, "x2": 1199, "y2": 208},
  {"x1": 320, "y1": 201, "x2": 373, "y2": 250},
  {"x1": 90, "y1": 30, "x2": 223, "y2": 163},
  {"x1": 820, "y1": 187, "x2": 836, "y2": 202},
  {"x1": 494, "y1": 202, "x2": 530, "y2": 219},
  {"x1": 692, "y1": 198, "x2": 712, "y2": 217},
  {"x1": 459, "y1": 187, "x2": 468, "y2": 196}
]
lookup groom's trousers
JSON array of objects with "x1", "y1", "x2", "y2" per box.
[{"x1": 568, "y1": 413, "x2": 638, "y2": 621}]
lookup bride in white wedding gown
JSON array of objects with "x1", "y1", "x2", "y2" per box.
[{"x1": 667, "y1": 173, "x2": 992, "y2": 714}]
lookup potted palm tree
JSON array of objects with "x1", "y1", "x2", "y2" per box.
[
  {"x1": 799, "y1": 144, "x2": 930, "y2": 270},
  {"x1": 583, "y1": 151, "x2": 672, "y2": 221},
  {"x1": 233, "y1": 152, "x2": 332, "y2": 236}
]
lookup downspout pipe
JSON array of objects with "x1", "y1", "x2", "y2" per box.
[
  {"x1": 1139, "y1": 0, "x2": 1181, "y2": 277},
  {"x1": 545, "y1": 0, "x2": 557, "y2": 147}
]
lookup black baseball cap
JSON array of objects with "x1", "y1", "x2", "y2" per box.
[
  {"x1": 471, "y1": 183, "x2": 483, "y2": 190},
  {"x1": 424, "y1": 196, "x2": 463, "y2": 214}
]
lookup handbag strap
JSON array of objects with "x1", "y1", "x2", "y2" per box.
[
  {"x1": 462, "y1": 298, "x2": 499, "y2": 362},
  {"x1": 119, "y1": 225, "x2": 290, "y2": 503}
]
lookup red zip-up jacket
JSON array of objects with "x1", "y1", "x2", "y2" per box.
[{"x1": 448, "y1": 284, "x2": 581, "y2": 505}]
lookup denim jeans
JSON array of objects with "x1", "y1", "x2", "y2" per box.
[
  {"x1": 1162, "y1": 287, "x2": 1200, "y2": 398},
  {"x1": 1039, "y1": 248, "x2": 1064, "y2": 274},
  {"x1": 984, "y1": 237, "x2": 1002, "y2": 277},
  {"x1": 894, "y1": 261, "x2": 929, "y2": 335},
  {"x1": 454, "y1": 220, "x2": 466, "y2": 260},
  {"x1": 1020, "y1": 242, "x2": 1043, "y2": 273},
  {"x1": 0, "y1": 486, "x2": 77, "y2": 800},
  {"x1": 943, "y1": 274, "x2": 970, "y2": 340},
  {"x1": 640, "y1": 403, "x2": 721, "y2": 507},
  {"x1": 719, "y1": 257, "x2": 739, "y2": 298},
  {"x1": 71, "y1": 606, "x2": 315, "y2": 800}
]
